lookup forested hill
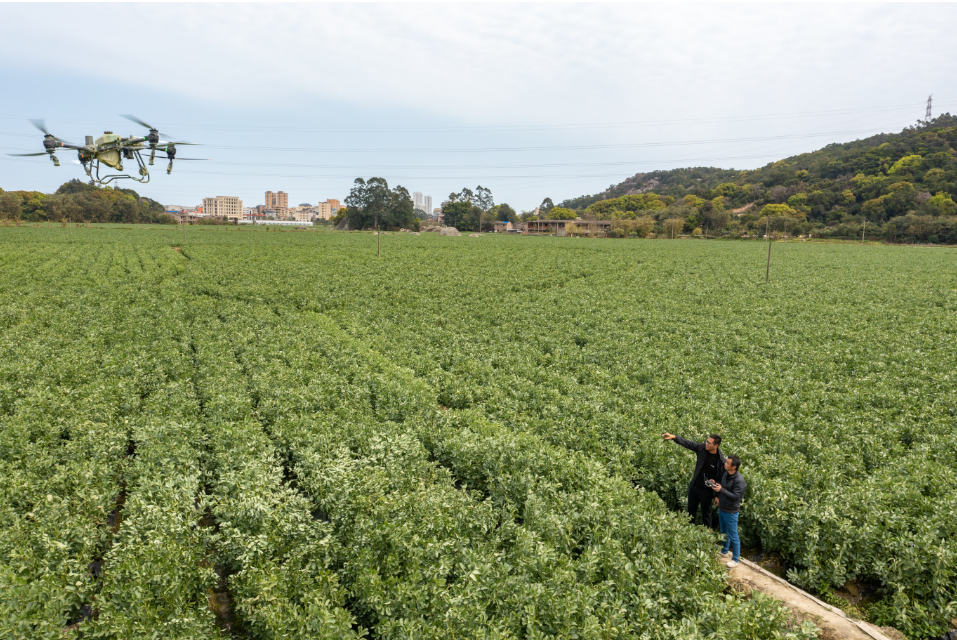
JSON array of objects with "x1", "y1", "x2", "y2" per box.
[
  {"x1": 0, "y1": 179, "x2": 170, "y2": 224},
  {"x1": 559, "y1": 114, "x2": 957, "y2": 235}
]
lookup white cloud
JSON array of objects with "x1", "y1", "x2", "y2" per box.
[{"x1": 5, "y1": 4, "x2": 954, "y2": 124}]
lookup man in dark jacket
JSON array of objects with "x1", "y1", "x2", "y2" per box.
[
  {"x1": 711, "y1": 455, "x2": 746, "y2": 568},
  {"x1": 661, "y1": 432, "x2": 725, "y2": 529}
]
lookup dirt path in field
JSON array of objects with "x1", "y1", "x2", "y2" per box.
[{"x1": 725, "y1": 558, "x2": 903, "y2": 640}]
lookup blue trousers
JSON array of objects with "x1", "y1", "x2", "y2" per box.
[{"x1": 718, "y1": 510, "x2": 740, "y2": 562}]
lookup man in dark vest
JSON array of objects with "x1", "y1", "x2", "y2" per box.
[{"x1": 661, "y1": 432, "x2": 725, "y2": 529}]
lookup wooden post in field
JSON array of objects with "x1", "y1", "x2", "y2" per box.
[
  {"x1": 765, "y1": 216, "x2": 772, "y2": 284},
  {"x1": 861, "y1": 218, "x2": 866, "y2": 245}
]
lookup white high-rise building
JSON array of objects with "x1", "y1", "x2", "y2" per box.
[
  {"x1": 413, "y1": 192, "x2": 424, "y2": 211},
  {"x1": 423, "y1": 195, "x2": 432, "y2": 215}
]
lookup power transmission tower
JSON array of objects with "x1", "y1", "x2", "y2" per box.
[{"x1": 926, "y1": 95, "x2": 933, "y2": 121}]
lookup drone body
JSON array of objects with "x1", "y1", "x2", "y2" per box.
[{"x1": 11, "y1": 116, "x2": 202, "y2": 185}]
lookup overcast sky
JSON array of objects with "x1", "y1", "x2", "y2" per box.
[{"x1": 2, "y1": 3, "x2": 955, "y2": 211}]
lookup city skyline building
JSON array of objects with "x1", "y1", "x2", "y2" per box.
[
  {"x1": 202, "y1": 196, "x2": 243, "y2": 221},
  {"x1": 264, "y1": 190, "x2": 289, "y2": 216},
  {"x1": 413, "y1": 192, "x2": 433, "y2": 216}
]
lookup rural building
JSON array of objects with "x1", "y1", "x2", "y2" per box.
[
  {"x1": 525, "y1": 219, "x2": 613, "y2": 236},
  {"x1": 165, "y1": 211, "x2": 202, "y2": 224},
  {"x1": 493, "y1": 221, "x2": 525, "y2": 233}
]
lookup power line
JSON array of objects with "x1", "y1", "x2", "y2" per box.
[
  {"x1": 2, "y1": 124, "x2": 899, "y2": 159},
  {"x1": 174, "y1": 127, "x2": 905, "y2": 154}
]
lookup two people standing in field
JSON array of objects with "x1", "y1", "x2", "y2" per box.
[{"x1": 661, "y1": 432, "x2": 746, "y2": 568}]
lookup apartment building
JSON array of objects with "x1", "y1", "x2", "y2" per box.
[
  {"x1": 314, "y1": 199, "x2": 343, "y2": 220},
  {"x1": 202, "y1": 196, "x2": 243, "y2": 221},
  {"x1": 264, "y1": 191, "x2": 289, "y2": 217}
]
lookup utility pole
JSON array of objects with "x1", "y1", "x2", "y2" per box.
[
  {"x1": 376, "y1": 214, "x2": 381, "y2": 257},
  {"x1": 765, "y1": 216, "x2": 772, "y2": 284},
  {"x1": 862, "y1": 217, "x2": 866, "y2": 245}
]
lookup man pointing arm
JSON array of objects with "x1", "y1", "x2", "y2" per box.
[{"x1": 661, "y1": 432, "x2": 725, "y2": 529}]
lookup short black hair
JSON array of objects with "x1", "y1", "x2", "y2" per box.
[
  {"x1": 708, "y1": 434, "x2": 722, "y2": 446},
  {"x1": 727, "y1": 455, "x2": 741, "y2": 470}
]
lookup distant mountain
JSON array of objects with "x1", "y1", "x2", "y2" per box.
[{"x1": 557, "y1": 114, "x2": 957, "y2": 243}]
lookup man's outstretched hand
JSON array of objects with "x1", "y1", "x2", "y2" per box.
[
  {"x1": 661, "y1": 433, "x2": 676, "y2": 440},
  {"x1": 711, "y1": 483, "x2": 722, "y2": 493}
]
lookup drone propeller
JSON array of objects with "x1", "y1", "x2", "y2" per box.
[
  {"x1": 9, "y1": 151, "x2": 51, "y2": 157},
  {"x1": 30, "y1": 119, "x2": 55, "y2": 136},
  {"x1": 120, "y1": 114, "x2": 160, "y2": 130},
  {"x1": 29, "y1": 119, "x2": 72, "y2": 143},
  {"x1": 157, "y1": 141, "x2": 199, "y2": 147},
  {"x1": 156, "y1": 156, "x2": 206, "y2": 161}
]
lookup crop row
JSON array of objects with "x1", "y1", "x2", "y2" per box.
[
  {"x1": 0, "y1": 245, "x2": 174, "y2": 638},
  {"x1": 189, "y1": 303, "x2": 359, "y2": 638},
  {"x1": 78, "y1": 286, "x2": 221, "y2": 637}
]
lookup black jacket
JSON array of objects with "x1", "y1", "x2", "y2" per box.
[
  {"x1": 716, "y1": 470, "x2": 747, "y2": 514},
  {"x1": 672, "y1": 436, "x2": 726, "y2": 488}
]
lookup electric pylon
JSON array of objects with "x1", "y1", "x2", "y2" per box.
[{"x1": 926, "y1": 95, "x2": 933, "y2": 121}]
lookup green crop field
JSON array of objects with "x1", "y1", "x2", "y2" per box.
[{"x1": 1, "y1": 226, "x2": 955, "y2": 639}]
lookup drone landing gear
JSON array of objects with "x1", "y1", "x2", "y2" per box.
[
  {"x1": 48, "y1": 152, "x2": 60, "y2": 167},
  {"x1": 90, "y1": 149, "x2": 152, "y2": 185},
  {"x1": 92, "y1": 155, "x2": 151, "y2": 185}
]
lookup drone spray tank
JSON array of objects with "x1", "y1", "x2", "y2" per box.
[{"x1": 95, "y1": 132, "x2": 122, "y2": 170}]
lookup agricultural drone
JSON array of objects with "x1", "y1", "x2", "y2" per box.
[{"x1": 9, "y1": 115, "x2": 203, "y2": 185}]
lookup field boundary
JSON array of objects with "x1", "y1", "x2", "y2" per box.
[{"x1": 735, "y1": 558, "x2": 896, "y2": 640}]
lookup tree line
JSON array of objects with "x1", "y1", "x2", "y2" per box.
[
  {"x1": 0, "y1": 180, "x2": 171, "y2": 225},
  {"x1": 335, "y1": 179, "x2": 520, "y2": 232}
]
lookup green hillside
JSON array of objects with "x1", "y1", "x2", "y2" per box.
[
  {"x1": 0, "y1": 179, "x2": 170, "y2": 225},
  {"x1": 558, "y1": 114, "x2": 957, "y2": 243}
]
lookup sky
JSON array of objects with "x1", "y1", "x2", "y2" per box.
[{"x1": 2, "y1": 3, "x2": 956, "y2": 211}]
